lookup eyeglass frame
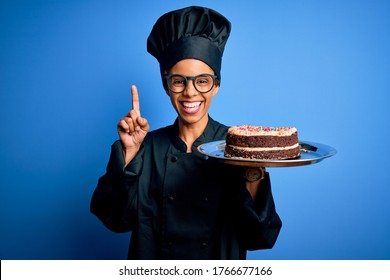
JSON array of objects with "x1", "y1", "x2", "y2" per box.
[{"x1": 163, "y1": 74, "x2": 218, "y2": 94}]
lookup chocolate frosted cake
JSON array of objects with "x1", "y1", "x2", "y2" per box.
[{"x1": 224, "y1": 125, "x2": 301, "y2": 160}]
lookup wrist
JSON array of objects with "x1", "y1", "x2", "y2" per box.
[{"x1": 123, "y1": 147, "x2": 140, "y2": 166}]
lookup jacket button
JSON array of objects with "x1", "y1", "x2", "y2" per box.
[
  {"x1": 171, "y1": 156, "x2": 178, "y2": 162},
  {"x1": 168, "y1": 196, "x2": 174, "y2": 202},
  {"x1": 203, "y1": 197, "x2": 209, "y2": 203},
  {"x1": 201, "y1": 242, "x2": 208, "y2": 249}
]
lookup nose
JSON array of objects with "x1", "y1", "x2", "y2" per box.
[{"x1": 183, "y1": 78, "x2": 198, "y2": 97}]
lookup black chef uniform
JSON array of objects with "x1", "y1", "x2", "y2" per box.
[{"x1": 91, "y1": 117, "x2": 282, "y2": 259}]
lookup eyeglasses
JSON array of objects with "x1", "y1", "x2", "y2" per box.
[{"x1": 164, "y1": 74, "x2": 218, "y2": 94}]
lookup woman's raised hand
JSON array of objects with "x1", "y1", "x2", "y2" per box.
[{"x1": 117, "y1": 85, "x2": 150, "y2": 165}]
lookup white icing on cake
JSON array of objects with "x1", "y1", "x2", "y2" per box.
[{"x1": 226, "y1": 143, "x2": 299, "y2": 151}]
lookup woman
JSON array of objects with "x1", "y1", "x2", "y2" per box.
[{"x1": 90, "y1": 6, "x2": 282, "y2": 260}]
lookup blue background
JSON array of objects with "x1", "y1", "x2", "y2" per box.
[{"x1": 1, "y1": 0, "x2": 389, "y2": 260}]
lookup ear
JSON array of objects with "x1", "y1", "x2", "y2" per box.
[{"x1": 212, "y1": 82, "x2": 220, "y2": 97}]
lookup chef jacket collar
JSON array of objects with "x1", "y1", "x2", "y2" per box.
[{"x1": 169, "y1": 116, "x2": 215, "y2": 154}]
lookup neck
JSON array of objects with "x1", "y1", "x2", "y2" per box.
[{"x1": 178, "y1": 115, "x2": 209, "y2": 152}]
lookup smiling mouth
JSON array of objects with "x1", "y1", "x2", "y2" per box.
[{"x1": 181, "y1": 101, "x2": 202, "y2": 113}]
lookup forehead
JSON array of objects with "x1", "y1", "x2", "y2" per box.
[{"x1": 168, "y1": 59, "x2": 214, "y2": 75}]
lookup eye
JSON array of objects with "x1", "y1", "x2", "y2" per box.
[
  {"x1": 170, "y1": 76, "x2": 185, "y2": 86},
  {"x1": 195, "y1": 76, "x2": 211, "y2": 86}
]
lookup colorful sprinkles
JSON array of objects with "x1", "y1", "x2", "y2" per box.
[{"x1": 237, "y1": 125, "x2": 293, "y2": 132}]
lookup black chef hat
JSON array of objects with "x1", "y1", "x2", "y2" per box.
[{"x1": 147, "y1": 6, "x2": 231, "y2": 88}]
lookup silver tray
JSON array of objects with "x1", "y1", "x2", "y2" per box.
[{"x1": 197, "y1": 140, "x2": 336, "y2": 167}]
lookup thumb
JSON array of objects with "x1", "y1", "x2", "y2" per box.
[{"x1": 137, "y1": 116, "x2": 150, "y2": 131}]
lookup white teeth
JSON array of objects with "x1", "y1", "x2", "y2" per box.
[{"x1": 182, "y1": 102, "x2": 201, "y2": 108}]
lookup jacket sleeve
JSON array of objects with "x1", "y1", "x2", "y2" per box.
[
  {"x1": 239, "y1": 172, "x2": 282, "y2": 250},
  {"x1": 90, "y1": 140, "x2": 143, "y2": 233}
]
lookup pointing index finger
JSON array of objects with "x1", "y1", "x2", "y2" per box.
[{"x1": 131, "y1": 85, "x2": 141, "y2": 116}]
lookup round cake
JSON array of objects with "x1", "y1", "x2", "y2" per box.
[{"x1": 224, "y1": 125, "x2": 301, "y2": 160}]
